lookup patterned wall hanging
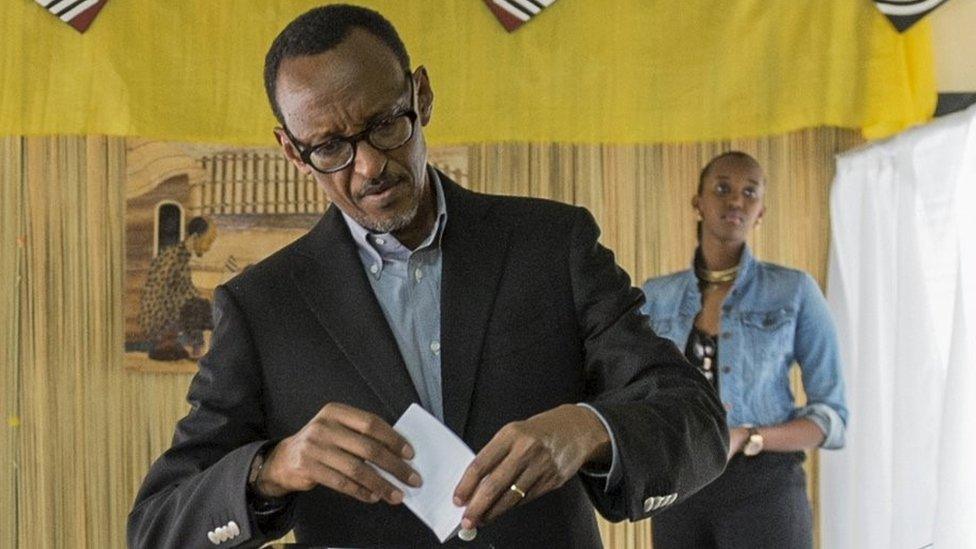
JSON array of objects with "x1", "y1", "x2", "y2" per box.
[{"x1": 122, "y1": 140, "x2": 469, "y2": 373}]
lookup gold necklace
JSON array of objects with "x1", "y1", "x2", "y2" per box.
[{"x1": 694, "y1": 264, "x2": 739, "y2": 285}]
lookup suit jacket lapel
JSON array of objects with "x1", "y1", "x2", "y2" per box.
[
  {"x1": 291, "y1": 207, "x2": 420, "y2": 421},
  {"x1": 439, "y1": 177, "x2": 512, "y2": 437}
]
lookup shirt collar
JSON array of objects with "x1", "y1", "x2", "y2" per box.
[
  {"x1": 341, "y1": 165, "x2": 448, "y2": 266},
  {"x1": 736, "y1": 245, "x2": 757, "y2": 283}
]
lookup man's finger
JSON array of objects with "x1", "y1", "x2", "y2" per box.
[
  {"x1": 319, "y1": 446, "x2": 405, "y2": 504},
  {"x1": 328, "y1": 424, "x2": 421, "y2": 488},
  {"x1": 305, "y1": 460, "x2": 382, "y2": 504},
  {"x1": 483, "y1": 463, "x2": 543, "y2": 524},
  {"x1": 454, "y1": 434, "x2": 512, "y2": 505},
  {"x1": 462, "y1": 453, "x2": 528, "y2": 528},
  {"x1": 323, "y1": 403, "x2": 414, "y2": 459}
]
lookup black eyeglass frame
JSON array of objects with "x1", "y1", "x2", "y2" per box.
[{"x1": 280, "y1": 73, "x2": 418, "y2": 174}]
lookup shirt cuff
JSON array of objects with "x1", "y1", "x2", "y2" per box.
[
  {"x1": 576, "y1": 403, "x2": 622, "y2": 491},
  {"x1": 246, "y1": 443, "x2": 293, "y2": 530},
  {"x1": 795, "y1": 403, "x2": 846, "y2": 449}
]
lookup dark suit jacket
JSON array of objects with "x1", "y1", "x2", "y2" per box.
[{"x1": 128, "y1": 173, "x2": 728, "y2": 548}]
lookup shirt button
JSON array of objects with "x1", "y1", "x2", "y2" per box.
[
  {"x1": 722, "y1": 366, "x2": 731, "y2": 374},
  {"x1": 721, "y1": 332, "x2": 731, "y2": 340},
  {"x1": 375, "y1": 237, "x2": 386, "y2": 245},
  {"x1": 415, "y1": 268, "x2": 423, "y2": 282},
  {"x1": 370, "y1": 264, "x2": 379, "y2": 274},
  {"x1": 430, "y1": 341, "x2": 441, "y2": 354}
]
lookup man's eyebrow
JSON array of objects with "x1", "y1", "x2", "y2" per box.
[
  {"x1": 366, "y1": 100, "x2": 409, "y2": 125},
  {"x1": 306, "y1": 100, "x2": 409, "y2": 145}
]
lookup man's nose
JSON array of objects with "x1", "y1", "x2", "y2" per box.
[{"x1": 353, "y1": 140, "x2": 387, "y2": 179}]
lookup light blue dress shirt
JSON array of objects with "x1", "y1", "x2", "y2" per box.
[{"x1": 341, "y1": 170, "x2": 449, "y2": 421}]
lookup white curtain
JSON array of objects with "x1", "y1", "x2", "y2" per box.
[{"x1": 822, "y1": 104, "x2": 976, "y2": 549}]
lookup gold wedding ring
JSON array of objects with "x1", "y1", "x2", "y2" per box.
[{"x1": 509, "y1": 484, "x2": 526, "y2": 499}]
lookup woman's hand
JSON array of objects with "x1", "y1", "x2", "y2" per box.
[
  {"x1": 727, "y1": 427, "x2": 750, "y2": 460},
  {"x1": 726, "y1": 418, "x2": 826, "y2": 460}
]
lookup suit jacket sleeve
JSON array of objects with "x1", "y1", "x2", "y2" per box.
[
  {"x1": 127, "y1": 286, "x2": 293, "y2": 549},
  {"x1": 568, "y1": 207, "x2": 729, "y2": 522}
]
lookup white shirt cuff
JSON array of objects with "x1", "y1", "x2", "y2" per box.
[{"x1": 576, "y1": 403, "x2": 622, "y2": 492}]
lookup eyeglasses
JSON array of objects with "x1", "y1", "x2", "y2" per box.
[{"x1": 281, "y1": 74, "x2": 418, "y2": 174}]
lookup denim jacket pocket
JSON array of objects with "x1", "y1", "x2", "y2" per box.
[
  {"x1": 740, "y1": 308, "x2": 796, "y2": 352},
  {"x1": 741, "y1": 307, "x2": 794, "y2": 331},
  {"x1": 739, "y1": 310, "x2": 796, "y2": 377}
]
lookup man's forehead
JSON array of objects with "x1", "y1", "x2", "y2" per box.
[{"x1": 276, "y1": 31, "x2": 406, "y2": 138}]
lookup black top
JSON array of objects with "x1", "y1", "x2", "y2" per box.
[{"x1": 685, "y1": 325, "x2": 719, "y2": 391}]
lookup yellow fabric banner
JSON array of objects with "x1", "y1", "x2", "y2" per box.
[{"x1": 0, "y1": 1, "x2": 934, "y2": 145}]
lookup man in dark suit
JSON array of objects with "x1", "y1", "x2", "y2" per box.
[{"x1": 127, "y1": 5, "x2": 728, "y2": 548}]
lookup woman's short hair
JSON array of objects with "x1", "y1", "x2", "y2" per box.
[{"x1": 697, "y1": 151, "x2": 761, "y2": 193}]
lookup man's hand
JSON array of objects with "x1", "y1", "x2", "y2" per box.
[
  {"x1": 453, "y1": 404, "x2": 611, "y2": 529},
  {"x1": 255, "y1": 402, "x2": 421, "y2": 505}
]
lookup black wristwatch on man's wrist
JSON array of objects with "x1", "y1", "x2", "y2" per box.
[{"x1": 247, "y1": 443, "x2": 289, "y2": 515}]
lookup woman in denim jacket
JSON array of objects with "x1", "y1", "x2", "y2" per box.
[{"x1": 642, "y1": 152, "x2": 848, "y2": 549}]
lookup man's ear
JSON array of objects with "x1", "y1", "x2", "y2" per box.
[
  {"x1": 414, "y1": 66, "x2": 434, "y2": 126},
  {"x1": 273, "y1": 127, "x2": 312, "y2": 175}
]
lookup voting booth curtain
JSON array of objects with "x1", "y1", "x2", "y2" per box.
[{"x1": 823, "y1": 104, "x2": 976, "y2": 549}]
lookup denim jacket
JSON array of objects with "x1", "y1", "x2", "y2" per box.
[{"x1": 640, "y1": 247, "x2": 848, "y2": 449}]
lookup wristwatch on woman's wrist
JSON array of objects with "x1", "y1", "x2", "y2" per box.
[{"x1": 742, "y1": 426, "x2": 764, "y2": 457}]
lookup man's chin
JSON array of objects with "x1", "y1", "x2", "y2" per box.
[
  {"x1": 355, "y1": 196, "x2": 421, "y2": 233},
  {"x1": 359, "y1": 210, "x2": 414, "y2": 234}
]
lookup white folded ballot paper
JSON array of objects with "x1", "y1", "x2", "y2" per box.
[{"x1": 370, "y1": 404, "x2": 476, "y2": 543}]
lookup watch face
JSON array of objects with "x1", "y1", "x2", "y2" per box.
[{"x1": 743, "y1": 433, "x2": 763, "y2": 456}]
